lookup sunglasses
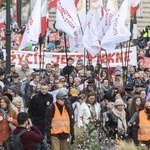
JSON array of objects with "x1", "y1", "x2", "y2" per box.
[
  {"x1": 60, "y1": 97, "x2": 67, "y2": 101},
  {"x1": 61, "y1": 80, "x2": 65, "y2": 82},
  {"x1": 135, "y1": 77, "x2": 140, "y2": 79}
]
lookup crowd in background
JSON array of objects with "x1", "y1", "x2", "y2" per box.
[{"x1": 0, "y1": 21, "x2": 150, "y2": 149}]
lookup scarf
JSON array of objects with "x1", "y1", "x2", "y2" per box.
[
  {"x1": 101, "y1": 84, "x2": 110, "y2": 93},
  {"x1": 112, "y1": 107, "x2": 127, "y2": 134},
  {"x1": 0, "y1": 108, "x2": 8, "y2": 118}
]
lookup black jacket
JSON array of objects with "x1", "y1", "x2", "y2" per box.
[
  {"x1": 105, "y1": 111, "x2": 127, "y2": 139},
  {"x1": 28, "y1": 91, "x2": 53, "y2": 133},
  {"x1": 45, "y1": 102, "x2": 74, "y2": 143}
]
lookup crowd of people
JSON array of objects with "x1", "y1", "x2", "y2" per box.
[
  {"x1": 0, "y1": 22, "x2": 70, "y2": 53},
  {"x1": 0, "y1": 20, "x2": 150, "y2": 149},
  {"x1": 0, "y1": 38, "x2": 149, "y2": 149}
]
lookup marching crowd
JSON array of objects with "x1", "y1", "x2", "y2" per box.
[
  {"x1": 0, "y1": 21, "x2": 150, "y2": 149},
  {"x1": 0, "y1": 39, "x2": 149, "y2": 149}
]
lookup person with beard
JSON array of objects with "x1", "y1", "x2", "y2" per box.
[
  {"x1": 132, "y1": 101, "x2": 150, "y2": 147},
  {"x1": 45, "y1": 91, "x2": 75, "y2": 150}
]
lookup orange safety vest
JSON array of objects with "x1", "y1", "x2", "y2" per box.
[
  {"x1": 51, "y1": 103, "x2": 70, "y2": 134},
  {"x1": 138, "y1": 110, "x2": 150, "y2": 141}
]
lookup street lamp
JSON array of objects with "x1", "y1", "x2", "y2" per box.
[
  {"x1": 17, "y1": 0, "x2": 21, "y2": 27},
  {"x1": 5, "y1": 0, "x2": 11, "y2": 84}
]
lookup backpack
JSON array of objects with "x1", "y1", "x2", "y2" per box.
[{"x1": 3, "y1": 129, "x2": 27, "y2": 150}]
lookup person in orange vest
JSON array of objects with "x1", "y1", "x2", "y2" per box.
[
  {"x1": 45, "y1": 91, "x2": 75, "y2": 150},
  {"x1": 132, "y1": 101, "x2": 150, "y2": 147}
]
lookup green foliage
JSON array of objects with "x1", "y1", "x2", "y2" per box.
[{"x1": 69, "y1": 120, "x2": 115, "y2": 150}]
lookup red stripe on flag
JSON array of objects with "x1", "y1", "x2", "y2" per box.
[
  {"x1": 49, "y1": 0, "x2": 57, "y2": 8},
  {"x1": 0, "y1": 0, "x2": 2, "y2": 7},
  {"x1": 41, "y1": 17, "x2": 48, "y2": 36},
  {"x1": 130, "y1": 4, "x2": 139, "y2": 18},
  {"x1": 75, "y1": 0, "x2": 79, "y2": 7},
  {"x1": 0, "y1": 22, "x2": 4, "y2": 28}
]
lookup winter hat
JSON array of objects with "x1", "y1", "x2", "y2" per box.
[
  {"x1": 125, "y1": 83, "x2": 134, "y2": 90},
  {"x1": 87, "y1": 78, "x2": 95, "y2": 84},
  {"x1": 114, "y1": 70, "x2": 121, "y2": 76},
  {"x1": 56, "y1": 91, "x2": 67, "y2": 99},
  {"x1": 114, "y1": 99, "x2": 125, "y2": 106},
  {"x1": 135, "y1": 82, "x2": 144, "y2": 88},
  {"x1": 9, "y1": 85, "x2": 18, "y2": 95},
  {"x1": 58, "y1": 76, "x2": 66, "y2": 81},
  {"x1": 70, "y1": 88, "x2": 78, "y2": 97}
]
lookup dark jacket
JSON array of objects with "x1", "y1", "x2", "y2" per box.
[
  {"x1": 62, "y1": 65, "x2": 75, "y2": 76},
  {"x1": 45, "y1": 102, "x2": 74, "y2": 143},
  {"x1": 105, "y1": 111, "x2": 128, "y2": 139},
  {"x1": 28, "y1": 91, "x2": 53, "y2": 133},
  {"x1": 14, "y1": 126, "x2": 44, "y2": 150}
]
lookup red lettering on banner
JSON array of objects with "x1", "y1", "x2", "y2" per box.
[
  {"x1": 11, "y1": 51, "x2": 16, "y2": 63},
  {"x1": 116, "y1": 52, "x2": 122, "y2": 63},
  {"x1": 124, "y1": 51, "x2": 132, "y2": 62},
  {"x1": 34, "y1": 53, "x2": 38, "y2": 64},
  {"x1": 61, "y1": 55, "x2": 67, "y2": 64},
  {"x1": 40, "y1": 56, "x2": 45, "y2": 64},
  {"x1": 101, "y1": 54, "x2": 107, "y2": 64},
  {"x1": 76, "y1": 54, "x2": 84, "y2": 60},
  {"x1": 25, "y1": 54, "x2": 32, "y2": 64},
  {"x1": 18, "y1": 54, "x2": 25, "y2": 65},
  {"x1": 108, "y1": 53, "x2": 115, "y2": 63},
  {"x1": 51, "y1": 55, "x2": 59, "y2": 64}
]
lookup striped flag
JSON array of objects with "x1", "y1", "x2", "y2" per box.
[{"x1": 0, "y1": 16, "x2": 5, "y2": 28}]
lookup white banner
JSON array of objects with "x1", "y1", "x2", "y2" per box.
[{"x1": 7, "y1": 46, "x2": 137, "y2": 69}]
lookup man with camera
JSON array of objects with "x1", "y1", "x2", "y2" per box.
[{"x1": 14, "y1": 112, "x2": 44, "y2": 150}]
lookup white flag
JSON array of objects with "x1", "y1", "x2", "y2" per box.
[
  {"x1": 130, "y1": 0, "x2": 141, "y2": 7},
  {"x1": 18, "y1": 0, "x2": 41, "y2": 51},
  {"x1": 101, "y1": 0, "x2": 131, "y2": 51},
  {"x1": 104, "y1": 0, "x2": 118, "y2": 32},
  {"x1": 69, "y1": 0, "x2": 86, "y2": 53},
  {"x1": 55, "y1": 0, "x2": 80, "y2": 38},
  {"x1": 82, "y1": 0, "x2": 105, "y2": 56}
]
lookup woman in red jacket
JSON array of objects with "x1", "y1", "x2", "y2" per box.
[{"x1": 0, "y1": 96, "x2": 17, "y2": 147}]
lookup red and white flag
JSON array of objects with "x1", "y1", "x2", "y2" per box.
[
  {"x1": 130, "y1": 0, "x2": 141, "y2": 18},
  {"x1": 18, "y1": 0, "x2": 41, "y2": 51},
  {"x1": 55, "y1": 0, "x2": 80, "y2": 38},
  {"x1": 41, "y1": 0, "x2": 49, "y2": 36},
  {"x1": 0, "y1": 16, "x2": 5, "y2": 28},
  {"x1": 101, "y1": 0, "x2": 131, "y2": 51},
  {"x1": 69, "y1": 0, "x2": 86, "y2": 53},
  {"x1": 49, "y1": 0, "x2": 57, "y2": 8},
  {"x1": 82, "y1": 0, "x2": 105, "y2": 56}
]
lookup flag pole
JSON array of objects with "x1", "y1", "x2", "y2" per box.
[
  {"x1": 39, "y1": 37, "x2": 43, "y2": 77},
  {"x1": 64, "y1": 32, "x2": 70, "y2": 90},
  {"x1": 125, "y1": 40, "x2": 131, "y2": 85},
  {"x1": 76, "y1": 14, "x2": 89, "y2": 86}
]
